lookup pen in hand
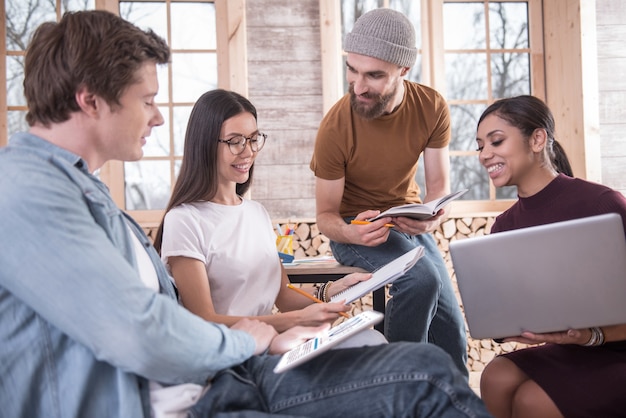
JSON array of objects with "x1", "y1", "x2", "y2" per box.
[
  {"x1": 350, "y1": 220, "x2": 394, "y2": 228},
  {"x1": 286, "y1": 283, "x2": 350, "y2": 318}
]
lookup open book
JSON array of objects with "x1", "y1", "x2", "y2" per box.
[
  {"x1": 370, "y1": 189, "x2": 468, "y2": 221},
  {"x1": 273, "y1": 310, "x2": 384, "y2": 373},
  {"x1": 330, "y1": 246, "x2": 424, "y2": 304}
]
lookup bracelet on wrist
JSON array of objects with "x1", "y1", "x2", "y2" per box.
[
  {"x1": 322, "y1": 281, "x2": 333, "y2": 303},
  {"x1": 583, "y1": 326, "x2": 605, "y2": 346},
  {"x1": 596, "y1": 326, "x2": 605, "y2": 345},
  {"x1": 316, "y1": 283, "x2": 326, "y2": 301}
]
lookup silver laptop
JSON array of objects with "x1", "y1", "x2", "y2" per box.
[{"x1": 449, "y1": 213, "x2": 626, "y2": 340}]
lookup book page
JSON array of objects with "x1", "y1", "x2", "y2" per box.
[
  {"x1": 330, "y1": 246, "x2": 424, "y2": 304},
  {"x1": 370, "y1": 189, "x2": 468, "y2": 221}
]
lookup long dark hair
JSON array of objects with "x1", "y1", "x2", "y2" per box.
[
  {"x1": 154, "y1": 89, "x2": 257, "y2": 252},
  {"x1": 477, "y1": 95, "x2": 573, "y2": 176}
]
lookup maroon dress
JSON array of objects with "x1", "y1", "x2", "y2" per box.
[{"x1": 491, "y1": 174, "x2": 626, "y2": 417}]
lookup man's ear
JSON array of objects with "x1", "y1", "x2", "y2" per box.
[
  {"x1": 400, "y1": 66, "x2": 410, "y2": 77},
  {"x1": 74, "y1": 85, "x2": 99, "y2": 117},
  {"x1": 530, "y1": 128, "x2": 548, "y2": 153}
]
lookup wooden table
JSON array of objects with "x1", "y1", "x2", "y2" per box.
[{"x1": 284, "y1": 262, "x2": 386, "y2": 333}]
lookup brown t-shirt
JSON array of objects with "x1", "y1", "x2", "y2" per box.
[{"x1": 310, "y1": 80, "x2": 451, "y2": 217}]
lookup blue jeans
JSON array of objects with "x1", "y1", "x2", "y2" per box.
[
  {"x1": 189, "y1": 342, "x2": 490, "y2": 417},
  {"x1": 331, "y1": 228, "x2": 468, "y2": 377}
]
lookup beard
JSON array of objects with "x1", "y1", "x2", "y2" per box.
[{"x1": 349, "y1": 83, "x2": 397, "y2": 120}]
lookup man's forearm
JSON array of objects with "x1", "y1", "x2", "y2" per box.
[{"x1": 316, "y1": 212, "x2": 352, "y2": 244}]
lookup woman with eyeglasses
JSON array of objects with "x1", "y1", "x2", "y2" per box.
[{"x1": 154, "y1": 89, "x2": 386, "y2": 339}]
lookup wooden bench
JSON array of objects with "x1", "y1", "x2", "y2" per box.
[{"x1": 284, "y1": 262, "x2": 386, "y2": 333}]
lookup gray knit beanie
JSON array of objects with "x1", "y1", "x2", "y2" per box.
[{"x1": 344, "y1": 8, "x2": 417, "y2": 67}]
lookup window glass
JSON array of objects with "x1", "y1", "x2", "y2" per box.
[
  {"x1": 489, "y1": 2, "x2": 529, "y2": 49},
  {"x1": 6, "y1": 55, "x2": 25, "y2": 107},
  {"x1": 173, "y1": 105, "x2": 193, "y2": 156},
  {"x1": 7, "y1": 110, "x2": 28, "y2": 139},
  {"x1": 143, "y1": 106, "x2": 171, "y2": 157},
  {"x1": 122, "y1": 1, "x2": 217, "y2": 211},
  {"x1": 172, "y1": 52, "x2": 217, "y2": 103},
  {"x1": 449, "y1": 104, "x2": 484, "y2": 153},
  {"x1": 444, "y1": 1, "x2": 531, "y2": 202},
  {"x1": 120, "y1": 2, "x2": 168, "y2": 42},
  {"x1": 443, "y1": 2, "x2": 486, "y2": 50},
  {"x1": 445, "y1": 53, "x2": 489, "y2": 101},
  {"x1": 171, "y1": 3, "x2": 216, "y2": 50},
  {"x1": 5, "y1": 1, "x2": 56, "y2": 50},
  {"x1": 491, "y1": 52, "x2": 531, "y2": 98},
  {"x1": 451, "y1": 155, "x2": 490, "y2": 200},
  {"x1": 124, "y1": 160, "x2": 172, "y2": 210},
  {"x1": 61, "y1": 0, "x2": 95, "y2": 13}
]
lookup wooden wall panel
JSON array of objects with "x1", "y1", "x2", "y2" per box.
[
  {"x1": 599, "y1": 91, "x2": 626, "y2": 124},
  {"x1": 597, "y1": 58, "x2": 626, "y2": 91},
  {"x1": 544, "y1": 0, "x2": 601, "y2": 182},
  {"x1": 596, "y1": 0, "x2": 626, "y2": 196},
  {"x1": 247, "y1": 61, "x2": 323, "y2": 96},
  {"x1": 257, "y1": 128, "x2": 317, "y2": 164},
  {"x1": 246, "y1": 0, "x2": 323, "y2": 218},
  {"x1": 246, "y1": 0, "x2": 319, "y2": 27},
  {"x1": 254, "y1": 163, "x2": 315, "y2": 194},
  {"x1": 247, "y1": 27, "x2": 321, "y2": 61},
  {"x1": 602, "y1": 158, "x2": 626, "y2": 191},
  {"x1": 600, "y1": 124, "x2": 626, "y2": 158},
  {"x1": 596, "y1": 26, "x2": 626, "y2": 59},
  {"x1": 595, "y1": 0, "x2": 626, "y2": 26}
]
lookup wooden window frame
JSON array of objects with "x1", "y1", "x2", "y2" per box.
[
  {"x1": 96, "y1": 0, "x2": 248, "y2": 226},
  {"x1": 319, "y1": 0, "x2": 601, "y2": 216},
  {"x1": 1, "y1": 0, "x2": 247, "y2": 226}
]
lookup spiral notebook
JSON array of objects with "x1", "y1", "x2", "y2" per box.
[
  {"x1": 329, "y1": 246, "x2": 424, "y2": 304},
  {"x1": 273, "y1": 310, "x2": 384, "y2": 373}
]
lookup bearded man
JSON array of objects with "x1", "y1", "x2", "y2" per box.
[{"x1": 310, "y1": 7, "x2": 468, "y2": 378}]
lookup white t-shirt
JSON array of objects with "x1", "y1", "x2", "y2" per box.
[
  {"x1": 160, "y1": 198, "x2": 282, "y2": 316},
  {"x1": 127, "y1": 224, "x2": 205, "y2": 418}
]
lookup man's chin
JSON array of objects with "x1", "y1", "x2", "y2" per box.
[
  {"x1": 125, "y1": 150, "x2": 144, "y2": 162},
  {"x1": 352, "y1": 104, "x2": 382, "y2": 120}
]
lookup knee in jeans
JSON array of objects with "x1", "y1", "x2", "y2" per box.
[
  {"x1": 401, "y1": 342, "x2": 457, "y2": 373},
  {"x1": 404, "y1": 268, "x2": 441, "y2": 295}
]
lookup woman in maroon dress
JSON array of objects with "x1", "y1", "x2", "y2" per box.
[{"x1": 475, "y1": 95, "x2": 626, "y2": 418}]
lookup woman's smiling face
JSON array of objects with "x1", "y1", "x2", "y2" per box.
[
  {"x1": 216, "y1": 111, "x2": 259, "y2": 188},
  {"x1": 476, "y1": 113, "x2": 536, "y2": 189}
]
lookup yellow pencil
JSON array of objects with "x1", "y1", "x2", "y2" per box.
[
  {"x1": 286, "y1": 283, "x2": 350, "y2": 318},
  {"x1": 350, "y1": 219, "x2": 394, "y2": 228}
]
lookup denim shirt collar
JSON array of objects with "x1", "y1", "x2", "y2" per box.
[{"x1": 11, "y1": 131, "x2": 87, "y2": 169}]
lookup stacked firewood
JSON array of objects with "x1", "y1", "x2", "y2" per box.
[{"x1": 288, "y1": 220, "x2": 333, "y2": 258}]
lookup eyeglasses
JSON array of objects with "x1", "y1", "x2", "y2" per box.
[{"x1": 217, "y1": 132, "x2": 267, "y2": 155}]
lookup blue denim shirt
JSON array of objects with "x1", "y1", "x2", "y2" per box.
[{"x1": 0, "y1": 133, "x2": 256, "y2": 418}]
